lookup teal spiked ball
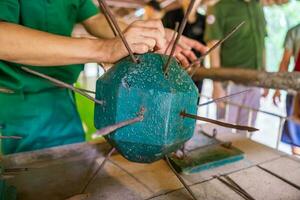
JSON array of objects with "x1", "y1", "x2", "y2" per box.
[{"x1": 94, "y1": 53, "x2": 198, "y2": 163}]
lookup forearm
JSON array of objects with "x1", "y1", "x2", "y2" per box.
[
  {"x1": 278, "y1": 49, "x2": 292, "y2": 72},
  {"x1": 82, "y1": 13, "x2": 128, "y2": 39},
  {"x1": 0, "y1": 22, "x2": 111, "y2": 66}
]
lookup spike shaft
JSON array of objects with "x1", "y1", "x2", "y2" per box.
[
  {"x1": 163, "y1": 0, "x2": 196, "y2": 74},
  {"x1": 21, "y1": 67, "x2": 104, "y2": 105},
  {"x1": 97, "y1": 0, "x2": 138, "y2": 63},
  {"x1": 180, "y1": 111, "x2": 258, "y2": 132}
]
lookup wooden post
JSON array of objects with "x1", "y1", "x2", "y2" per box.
[{"x1": 192, "y1": 68, "x2": 300, "y2": 91}]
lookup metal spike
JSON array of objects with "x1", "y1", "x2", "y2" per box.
[
  {"x1": 164, "y1": 22, "x2": 180, "y2": 55},
  {"x1": 98, "y1": 0, "x2": 138, "y2": 63},
  {"x1": 163, "y1": 0, "x2": 196, "y2": 74},
  {"x1": 0, "y1": 87, "x2": 14, "y2": 94},
  {"x1": 180, "y1": 111, "x2": 259, "y2": 132},
  {"x1": 21, "y1": 67, "x2": 104, "y2": 105},
  {"x1": 165, "y1": 156, "x2": 198, "y2": 200},
  {"x1": 188, "y1": 21, "x2": 245, "y2": 77},
  {"x1": 98, "y1": 1, "x2": 118, "y2": 37},
  {"x1": 92, "y1": 107, "x2": 145, "y2": 138},
  {"x1": 0, "y1": 136, "x2": 22, "y2": 140},
  {"x1": 80, "y1": 147, "x2": 116, "y2": 194},
  {"x1": 198, "y1": 89, "x2": 251, "y2": 107}
]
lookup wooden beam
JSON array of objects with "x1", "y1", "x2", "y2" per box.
[{"x1": 192, "y1": 68, "x2": 300, "y2": 91}]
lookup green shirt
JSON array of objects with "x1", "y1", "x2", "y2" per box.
[
  {"x1": 204, "y1": 0, "x2": 266, "y2": 70},
  {"x1": 284, "y1": 24, "x2": 300, "y2": 61},
  {"x1": 0, "y1": 0, "x2": 99, "y2": 93}
]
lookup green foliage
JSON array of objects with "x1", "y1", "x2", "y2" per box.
[{"x1": 75, "y1": 84, "x2": 97, "y2": 141}]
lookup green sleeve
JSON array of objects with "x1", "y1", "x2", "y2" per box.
[
  {"x1": 284, "y1": 28, "x2": 294, "y2": 53},
  {"x1": 0, "y1": 0, "x2": 19, "y2": 23},
  {"x1": 76, "y1": 0, "x2": 100, "y2": 23},
  {"x1": 204, "y1": 4, "x2": 224, "y2": 43}
]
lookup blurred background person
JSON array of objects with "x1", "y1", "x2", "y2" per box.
[
  {"x1": 162, "y1": 0, "x2": 205, "y2": 93},
  {"x1": 204, "y1": 0, "x2": 268, "y2": 134},
  {"x1": 144, "y1": 0, "x2": 207, "y2": 93},
  {"x1": 273, "y1": 23, "x2": 300, "y2": 156}
]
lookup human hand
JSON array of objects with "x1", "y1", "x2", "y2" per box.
[
  {"x1": 273, "y1": 90, "x2": 281, "y2": 106},
  {"x1": 106, "y1": 20, "x2": 166, "y2": 63},
  {"x1": 161, "y1": 29, "x2": 208, "y2": 68}
]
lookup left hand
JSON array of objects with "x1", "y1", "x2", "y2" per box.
[{"x1": 157, "y1": 28, "x2": 208, "y2": 68}]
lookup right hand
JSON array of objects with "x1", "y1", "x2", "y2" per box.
[
  {"x1": 273, "y1": 89, "x2": 281, "y2": 106},
  {"x1": 212, "y1": 83, "x2": 226, "y2": 109},
  {"x1": 107, "y1": 20, "x2": 166, "y2": 63}
]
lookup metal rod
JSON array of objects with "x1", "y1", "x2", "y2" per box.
[
  {"x1": 164, "y1": 22, "x2": 180, "y2": 55},
  {"x1": 75, "y1": 87, "x2": 96, "y2": 94},
  {"x1": 92, "y1": 107, "x2": 145, "y2": 138},
  {"x1": 163, "y1": 0, "x2": 196, "y2": 74},
  {"x1": 188, "y1": 21, "x2": 245, "y2": 77},
  {"x1": 21, "y1": 67, "x2": 104, "y2": 105},
  {"x1": 98, "y1": 0, "x2": 138, "y2": 63},
  {"x1": 198, "y1": 93, "x2": 286, "y2": 119},
  {"x1": 180, "y1": 111, "x2": 259, "y2": 132},
  {"x1": 0, "y1": 87, "x2": 14, "y2": 94},
  {"x1": 0, "y1": 136, "x2": 22, "y2": 140},
  {"x1": 216, "y1": 176, "x2": 254, "y2": 200},
  {"x1": 4, "y1": 168, "x2": 29, "y2": 173},
  {"x1": 198, "y1": 89, "x2": 251, "y2": 107},
  {"x1": 98, "y1": 1, "x2": 118, "y2": 37},
  {"x1": 165, "y1": 156, "x2": 198, "y2": 200},
  {"x1": 80, "y1": 147, "x2": 116, "y2": 194},
  {"x1": 257, "y1": 165, "x2": 300, "y2": 191},
  {"x1": 223, "y1": 175, "x2": 255, "y2": 200},
  {"x1": 92, "y1": 114, "x2": 144, "y2": 138}
]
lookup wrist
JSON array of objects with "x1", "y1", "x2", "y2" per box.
[{"x1": 93, "y1": 38, "x2": 127, "y2": 63}]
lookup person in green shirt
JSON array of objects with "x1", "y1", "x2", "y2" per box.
[
  {"x1": 0, "y1": 0, "x2": 206, "y2": 154},
  {"x1": 204, "y1": 0, "x2": 268, "y2": 133}
]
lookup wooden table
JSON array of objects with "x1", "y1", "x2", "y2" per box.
[{"x1": 3, "y1": 130, "x2": 300, "y2": 200}]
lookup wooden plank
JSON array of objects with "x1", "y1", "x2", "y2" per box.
[
  {"x1": 149, "y1": 179, "x2": 244, "y2": 200},
  {"x1": 226, "y1": 166, "x2": 300, "y2": 200},
  {"x1": 260, "y1": 156, "x2": 300, "y2": 187},
  {"x1": 84, "y1": 160, "x2": 152, "y2": 200},
  {"x1": 1, "y1": 135, "x2": 296, "y2": 200},
  {"x1": 108, "y1": 154, "x2": 182, "y2": 197},
  {"x1": 4, "y1": 143, "x2": 110, "y2": 200}
]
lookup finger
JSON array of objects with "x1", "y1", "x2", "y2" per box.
[
  {"x1": 181, "y1": 36, "x2": 208, "y2": 54},
  {"x1": 131, "y1": 43, "x2": 150, "y2": 54},
  {"x1": 176, "y1": 52, "x2": 190, "y2": 68},
  {"x1": 132, "y1": 20, "x2": 165, "y2": 37},
  {"x1": 178, "y1": 38, "x2": 191, "y2": 50},
  {"x1": 181, "y1": 50, "x2": 197, "y2": 62},
  {"x1": 139, "y1": 28, "x2": 166, "y2": 49},
  {"x1": 127, "y1": 36, "x2": 156, "y2": 52}
]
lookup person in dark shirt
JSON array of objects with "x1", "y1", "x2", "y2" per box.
[{"x1": 161, "y1": 0, "x2": 206, "y2": 92}]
